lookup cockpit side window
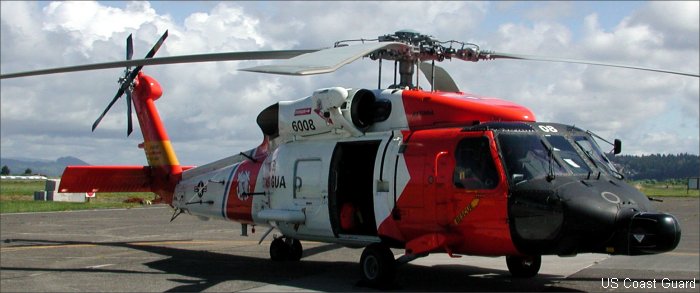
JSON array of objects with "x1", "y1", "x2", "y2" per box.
[
  {"x1": 574, "y1": 136, "x2": 619, "y2": 176},
  {"x1": 453, "y1": 137, "x2": 499, "y2": 190}
]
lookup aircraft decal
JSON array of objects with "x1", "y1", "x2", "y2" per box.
[
  {"x1": 236, "y1": 170, "x2": 252, "y2": 201},
  {"x1": 294, "y1": 107, "x2": 312, "y2": 116},
  {"x1": 453, "y1": 197, "x2": 480, "y2": 225},
  {"x1": 225, "y1": 154, "x2": 264, "y2": 223},
  {"x1": 266, "y1": 176, "x2": 287, "y2": 189},
  {"x1": 194, "y1": 180, "x2": 208, "y2": 197},
  {"x1": 313, "y1": 97, "x2": 333, "y2": 125}
]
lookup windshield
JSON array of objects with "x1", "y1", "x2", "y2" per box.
[
  {"x1": 544, "y1": 135, "x2": 592, "y2": 175},
  {"x1": 574, "y1": 136, "x2": 620, "y2": 176},
  {"x1": 498, "y1": 133, "x2": 567, "y2": 183}
]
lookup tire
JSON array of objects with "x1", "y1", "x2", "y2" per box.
[
  {"x1": 506, "y1": 255, "x2": 541, "y2": 278},
  {"x1": 360, "y1": 243, "x2": 396, "y2": 287},
  {"x1": 270, "y1": 237, "x2": 289, "y2": 261},
  {"x1": 288, "y1": 238, "x2": 303, "y2": 261}
]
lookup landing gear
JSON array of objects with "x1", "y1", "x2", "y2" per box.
[
  {"x1": 359, "y1": 243, "x2": 396, "y2": 287},
  {"x1": 506, "y1": 255, "x2": 541, "y2": 278},
  {"x1": 269, "y1": 236, "x2": 303, "y2": 261}
]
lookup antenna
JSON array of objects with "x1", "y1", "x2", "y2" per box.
[
  {"x1": 378, "y1": 58, "x2": 382, "y2": 89},
  {"x1": 430, "y1": 60, "x2": 436, "y2": 92}
]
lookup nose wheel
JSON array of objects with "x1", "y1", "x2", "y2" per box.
[
  {"x1": 270, "y1": 236, "x2": 303, "y2": 261},
  {"x1": 506, "y1": 255, "x2": 541, "y2": 278}
]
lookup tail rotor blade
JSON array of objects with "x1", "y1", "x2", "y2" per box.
[
  {"x1": 144, "y1": 30, "x2": 168, "y2": 59},
  {"x1": 94, "y1": 31, "x2": 169, "y2": 135},
  {"x1": 126, "y1": 34, "x2": 133, "y2": 61},
  {"x1": 126, "y1": 91, "x2": 133, "y2": 136},
  {"x1": 92, "y1": 86, "x2": 126, "y2": 132},
  {"x1": 126, "y1": 30, "x2": 169, "y2": 88}
]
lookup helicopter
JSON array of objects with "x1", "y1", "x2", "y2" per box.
[{"x1": 1, "y1": 29, "x2": 695, "y2": 287}]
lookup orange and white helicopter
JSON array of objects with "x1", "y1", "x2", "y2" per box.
[{"x1": 2, "y1": 30, "x2": 696, "y2": 286}]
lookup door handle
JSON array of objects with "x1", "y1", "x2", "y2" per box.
[
  {"x1": 433, "y1": 151, "x2": 449, "y2": 183},
  {"x1": 295, "y1": 176, "x2": 303, "y2": 191}
]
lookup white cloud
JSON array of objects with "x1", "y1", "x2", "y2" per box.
[{"x1": 1, "y1": 1, "x2": 698, "y2": 167}]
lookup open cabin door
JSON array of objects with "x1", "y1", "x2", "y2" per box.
[{"x1": 329, "y1": 141, "x2": 381, "y2": 238}]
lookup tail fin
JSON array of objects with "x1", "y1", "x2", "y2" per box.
[{"x1": 59, "y1": 73, "x2": 186, "y2": 204}]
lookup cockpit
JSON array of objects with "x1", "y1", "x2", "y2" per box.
[
  {"x1": 460, "y1": 122, "x2": 622, "y2": 186},
  {"x1": 499, "y1": 123, "x2": 621, "y2": 184}
]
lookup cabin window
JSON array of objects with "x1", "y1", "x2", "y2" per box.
[{"x1": 453, "y1": 137, "x2": 499, "y2": 189}]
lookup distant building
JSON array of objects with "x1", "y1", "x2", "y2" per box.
[{"x1": 1, "y1": 175, "x2": 48, "y2": 180}]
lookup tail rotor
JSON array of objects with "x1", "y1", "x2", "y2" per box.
[
  {"x1": 92, "y1": 30, "x2": 169, "y2": 136},
  {"x1": 125, "y1": 34, "x2": 134, "y2": 136}
]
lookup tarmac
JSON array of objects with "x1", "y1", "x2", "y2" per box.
[{"x1": 1, "y1": 197, "x2": 697, "y2": 292}]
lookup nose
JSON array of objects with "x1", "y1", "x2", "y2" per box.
[
  {"x1": 609, "y1": 212, "x2": 682, "y2": 255},
  {"x1": 509, "y1": 178, "x2": 682, "y2": 256}
]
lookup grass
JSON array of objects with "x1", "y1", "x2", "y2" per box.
[
  {"x1": 632, "y1": 181, "x2": 700, "y2": 197},
  {"x1": 1, "y1": 179, "x2": 157, "y2": 213},
  {"x1": 1, "y1": 178, "x2": 697, "y2": 214}
]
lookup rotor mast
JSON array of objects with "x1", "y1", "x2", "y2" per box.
[{"x1": 360, "y1": 29, "x2": 483, "y2": 89}]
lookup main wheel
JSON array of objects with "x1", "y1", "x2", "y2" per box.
[
  {"x1": 270, "y1": 237, "x2": 289, "y2": 261},
  {"x1": 506, "y1": 255, "x2": 541, "y2": 278},
  {"x1": 288, "y1": 238, "x2": 303, "y2": 261},
  {"x1": 359, "y1": 243, "x2": 396, "y2": 287}
]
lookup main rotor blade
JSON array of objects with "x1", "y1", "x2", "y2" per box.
[
  {"x1": 241, "y1": 42, "x2": 409, "y2": 75},
  {"x1": 92, "y1": 86, "x2": 126, "y2": 132},
  {"x1": 0, "y1": 50, "x2": 319, "y2": 79},
  {"x1": 484, "y1": 52, "x2": 700, "y2": 78}
]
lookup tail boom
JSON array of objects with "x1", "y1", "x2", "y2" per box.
[{"x1": 59, "y1": 72, "x2": 187, "y2": 205}]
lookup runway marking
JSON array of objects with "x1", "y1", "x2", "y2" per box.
[
  {"x1": 0, "y1": 239, "x2": 259, "y2": 252},
  {"x1": 86, "y1": 264, "x2": 114, "y2": 269},
  {"x1": 664, "y1": 251, "x2": 700, "y2": 256}
]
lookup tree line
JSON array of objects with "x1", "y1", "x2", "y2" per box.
[
  {"x1": 609, "y1": 153, "x2": 699, "y2": 180},
  {"x1": 3, "y1": 154, "x2": 698, "y2": 181},
  {"x1": 1, "y1": 166, "x2": 33, "y2": 176}
]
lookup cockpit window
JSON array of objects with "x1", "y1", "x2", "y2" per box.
[
  {"x1": 574, "y1": 136, "x2": 620, "y2": 176},
  {"x1": 453, "y1": 137, "x2": 499, "y2": 189},
  {"x1": 498, "y1": 133, "x2": 567, "y2": 183},
  {"x1": 544, "y1": 135, "x2": 592, "y2": 175}
]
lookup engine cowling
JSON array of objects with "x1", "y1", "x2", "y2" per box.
[{"x1": 256, "y1": 87, "x2": 393, "y2": 139}]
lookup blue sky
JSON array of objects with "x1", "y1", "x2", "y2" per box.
[{"x1": 2, "y1": 1, "x2": 698, "y2": 165}]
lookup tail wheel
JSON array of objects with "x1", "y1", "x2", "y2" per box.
[
  {"x1": 506, "y1": 255, "x2": 541, "y2": 278},
  {"x1": 360, "y1": 243, "x2": 396, "y2": 286}
]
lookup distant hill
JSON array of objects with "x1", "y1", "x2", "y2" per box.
[
  {"x1": 609, "y1": 153, "x2": 700, "y2": 181},
  {"x1": 0, "y1": 156, "x2": 89, "y2": 177}
]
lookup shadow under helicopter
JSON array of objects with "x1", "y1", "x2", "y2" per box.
[{"x1": 2, "y1": 238, "x2": 580, "y2": 292}]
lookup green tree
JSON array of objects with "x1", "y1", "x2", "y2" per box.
[
  {"x1": 23, "y1": 168, "x2": 32, "y2": 175},
  {"x1": 1, "y1": 165, "x2": 9, "y2": 175}
]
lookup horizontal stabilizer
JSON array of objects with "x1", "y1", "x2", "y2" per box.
[{"x1": 59, "y1": 166, "x2": 153, "y2": 193}]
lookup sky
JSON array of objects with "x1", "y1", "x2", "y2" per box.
[{"x1": 1, "y1": 1, "x2": 698, "y2": 166}]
